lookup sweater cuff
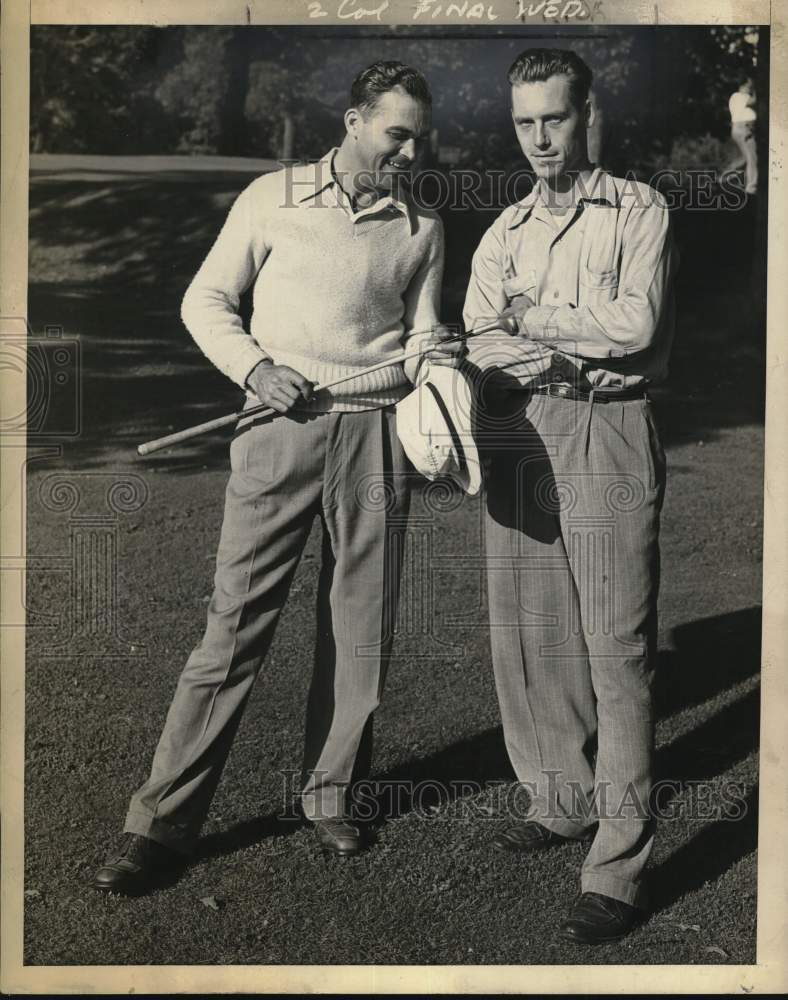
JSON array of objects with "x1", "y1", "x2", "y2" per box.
[
  {"x1": 229, "y1": 341, "x2": 273, "y2": 390},
  {"x1": 402, "y1": 331, "x2": 432, "y2": 383}
]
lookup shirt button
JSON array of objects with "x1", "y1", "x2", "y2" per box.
[{"x1": 553, "y1": 291, "x2": 560, "y2": 299}]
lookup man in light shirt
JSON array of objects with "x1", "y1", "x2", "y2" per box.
[
  {"x1": 463, "y1": 48, "x2": 677, "y2": 944},
  {"x1": 93, "y1": 60, "x2": 462, "y2": 895},
  {"x1": 724, "y1": 77, "x2": 758, "y2": 195}
]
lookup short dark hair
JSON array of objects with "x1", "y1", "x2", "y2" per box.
[
  {"x1": 507, "y1": 48, "x2": 593, "y2": 110},
  {"x1": 350, "y1": 60, "x2": 432, "y2": 115}
]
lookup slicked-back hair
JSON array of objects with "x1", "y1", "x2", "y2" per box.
[
  {"x1": 350, "y1": 60, "x2": 432, "y2": 115},
  {"x1": 508, "y1": 48, "x2": 593, "y2": 111}
]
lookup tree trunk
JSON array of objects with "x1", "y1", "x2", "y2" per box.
[
  {"x1": 281, "y1": 112, "x2": 295, "y2": 161},
  {"x1": 218, "y1": 28, "x2": 252, "y2": 157}
]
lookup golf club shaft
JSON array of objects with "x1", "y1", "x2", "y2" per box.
[
  {"x1": 137, "y1": 343, "x2": 431, "y2": 456},
  {"x1": 136, "y1": 317, "x2": 510, "y2": 456}
]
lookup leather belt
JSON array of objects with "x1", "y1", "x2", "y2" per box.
[{"x1": 531, "y1": 381, "x2": 648, "y2": 403}]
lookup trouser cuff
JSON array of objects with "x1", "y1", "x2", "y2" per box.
[
  {"x1": 123, "y1": 809, "x2": 196, "y2": 857},
  {"x1": 581, "y1": 872, "x2": 649, "y2": 909},
  {"x1": 300, "y1": 783, "x2": 350, "y2": 822},
  {"x1": 530, "y1": 812, "x2": 594, "y2": 840},
  {"x1": 300, "y1": 799, "x2": 347, "y2": 822}
]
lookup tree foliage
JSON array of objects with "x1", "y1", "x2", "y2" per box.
[
  {"x1": 154, "y1": 29, "x2": 236, "y2": 154},
  {"x1": 30, "y1": 24, "x2": 762, "y2": 174},
  {"x1": 30, "y1": 26, "x2": 171, "y2": 153}
]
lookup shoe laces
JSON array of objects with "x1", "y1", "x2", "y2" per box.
[
  {"x1": 112, "y1": 833, "x2": 148, "y2": 864},
  {"x1": 581, "y1": 891, "x2": 629, "y2": 918},
  {"x1": 318, "y1": 817, "x2": 360, "y2": 835}
]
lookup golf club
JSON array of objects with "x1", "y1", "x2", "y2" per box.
[{"x1": 136, "y1": 314, "x2": 517, "y2": 456}]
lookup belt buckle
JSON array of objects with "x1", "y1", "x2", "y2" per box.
[{"x1": 546, "y1": 382, "x2": 570, "y2": 399}]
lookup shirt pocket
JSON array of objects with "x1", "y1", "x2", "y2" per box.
[
  {"x1": 502, "y1": 268, "x2": 537, "y2": 305},
  {"x1": 580, "y1": 266, "x2": 619, "y2": 300},
  {"x1": 579, "y1": 205, "x2": 620, "y2": 303}
]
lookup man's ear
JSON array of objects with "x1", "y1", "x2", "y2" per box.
[
  {"x1": 584, "y1": 98, "x2": 595, "y2": 129},
  {"x1": 344, "y1": 107, "x2": 363, "y2": 138}
]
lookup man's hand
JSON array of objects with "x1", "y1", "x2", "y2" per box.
[
  {"x1": 246, "y1": 360, "x2": 313, "y2": 413},
  {"x1": 500, "y1": 293, "x2": 536, "y2": 336},
  {"x1": 423, "y1": 324, "x2": 467, "y2": 368}
]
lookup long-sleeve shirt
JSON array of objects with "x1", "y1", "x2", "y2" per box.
[
  {"x1": 181, "y1": 149, "x2": 444, "y2": 411},
  {"x1": 463, "y1": 168, "x2": 678, "y2": 390}
]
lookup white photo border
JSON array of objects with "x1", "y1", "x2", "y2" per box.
[{"x1": 2, "y1": 0, "x2": 786, "y2": 993}]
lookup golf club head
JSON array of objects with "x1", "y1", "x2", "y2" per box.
[
  {"x1": 498, "y1": 313, "x2": 520, "y2": 334},
  {"x1": 467, "y1": 313, "x2": 519, "y2": 338}
]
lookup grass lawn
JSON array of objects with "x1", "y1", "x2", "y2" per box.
[{"x1": 22, "y1": 157, "x2": 764, "y2": 967}]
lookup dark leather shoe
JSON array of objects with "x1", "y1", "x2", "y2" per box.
[
  {"x1": 492, "y1": 821, "x2": 579, "y2": 853},
  {"x1": 560, "y1": 892, "x2": 643, "y2": 944},
  {"x1": 92, "y1": 833, "x2": 185, "y2": 895},
  {"x1": 314, "y1": 817, "x2": 362, "y2": 857}
]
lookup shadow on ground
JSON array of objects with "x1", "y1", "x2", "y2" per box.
[
  {"x1": 194, "y1": 604, "x2": 760, "y2": 907},
  {"x1": 651, "y1": 785, "x2": 758, "y2": 913}
]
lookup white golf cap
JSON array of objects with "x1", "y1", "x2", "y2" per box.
[{"x1": 395, "y1": 365, "x2": 482, "y2": 496}]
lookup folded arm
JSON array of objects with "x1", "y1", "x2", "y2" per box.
[
  {"x1": 519, "y1": 198, "x2": 677, "y2": 360},
  {"x1": 463, "y1": 222, "x2": 553, "y2": 374}
]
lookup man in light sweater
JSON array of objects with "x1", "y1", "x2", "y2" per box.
[{"x1": 93, "y1": 60, "x2": 461, "y2": 895}]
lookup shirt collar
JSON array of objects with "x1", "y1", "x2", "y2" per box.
[
  {"x1": 295, "y1": 148, "x2": 415, "y2": 234},
  {"x1": 296, "y1": 149, "x2": 336, "y2": 202},
  {"x1": 507, "y1": 166, "x2": 620, "y2": 229}
]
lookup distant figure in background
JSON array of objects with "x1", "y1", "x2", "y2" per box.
[{"x1": 724, "y1": 78, "x2": 758, "y2": 195}]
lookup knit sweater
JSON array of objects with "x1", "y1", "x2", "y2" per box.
[{"x1": 181, "y1": 150, "x2": 444, "y2": 411}]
